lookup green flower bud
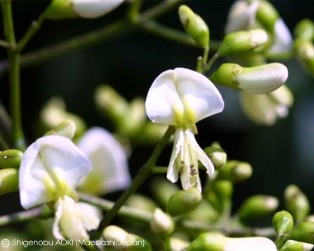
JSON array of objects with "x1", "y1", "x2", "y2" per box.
[
  {"x1": 289, "y1": 222, "x2": 314, "y2": 245},
  {"x1": 44, "y1": 0, "x2": 125, "y2": 20},
  {"x1": 284, "y1": 185, "x2": 310, "y2": 223},
  {"x1": 167, "y1": 188, "x2": 202, "y2": 216},
  {"x1": 0, "y1": 168, "x2": 18, "y2": 195},
  {"x1": 272, "y1": 210, "x2": 294, "y2": 236},
  {"x1": 150, "y1": 208, "x2": 175, "y2": 236},
  {"x1": 236, "y1": 195, "x2": 279, "y2": 223},
  {"x1": 0, "y1": 149, "x2": 23, "y2": 169},
  {"x1": 213, "y1": 180, "x2": 233, "y2": 202},
  {"x1": 151, "y1": 178, "x2": 179, "y2": 208},
  {"x1": 294, "y1": 39, "x2": 314, "y2": 76},
  {"x1": 178, "y1": 5, "x2": 209, "y2": 49},
  {"x1": 217, "y1": 160, "x2": 252, "y2": 183},
  {"x1": 256, "y1": 0, "x2": 279, "y2": 33},
  {"x1": 218, "y1": 29, "x2": 269, "y2": 56},
  {"x1": 45, "y1": 120, "x2": 76, "y2": 139},
  {"x1": 210, "y1": 63, "x2": 288, "y2": 94},
  {"x1": 280, "y1": 240, "x2": 314, "y2": 251},
  {"x1": 186, "y1": 201, "x2": 219, "y2": 223},
  {"x1": 187, "y1": 232, "x2": 226, "y2": 251},
  {"x1": 294, "y1": 19, "x2": 314, "y2": 41},
  {"x1": 204, "y1": 142, "x2": 227, "y2": 170},
  {"x1": 126, "y1": 194, "x2": 156, "y2": 213},
  {"x1": 103, "y1": 225, "x2": 152, "y2": 251}
]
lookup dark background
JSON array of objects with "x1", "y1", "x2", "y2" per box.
[{"x1": 0, "y1": 0, "x2": 314, "y2": 216}]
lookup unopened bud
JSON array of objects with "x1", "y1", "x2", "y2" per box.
[
  {"x1": 103, "y1": 225, "x2": 152, "y2": 251},
  {"x1": 167, "y1": 188, "x2": 202, "y2": 216},
  {"x1": 294, "y1": 19, "x2": 314, "y2": 41},
  {"x1": 256, "y1": 0, "x2": 279, "y2": 32},
  {"x1": 150, "y1": 208, "x2": 175, "y2": 236},
  {"x1": 45, "y1": 0, "x2": 125, "y2": 20},
  {"x1": 0, "y1": 149, "x2": 23, "y2": 169},
  {"x1": 272, "y1": 210, "x2": 294, "y2": 235},
  {"x1": 294, "y1": 39, "x2": 314, "y2": 75},
  {"x1": 204, "y1": 142, "x2": 227, "y2": 170},
  {"x1": 151, "y1": 178, "x2": 179, "y2": 208},
  {"x1": 0, "y1": 168, "x2": 18, "y2": 195},
  {"x1": 285, "y1": 184, "x2": 310, "y2": 223},
  {"x1": 211, "y1": 63, "x2": 288, "y2": 94},
  {"x1": 289, "y1": 222, "x2": 314, "y2": 245},
  {"x1": 213, "y1": 180, "x2": 233, "y2": 202},
  {"x1": 217, "y1": 160, "x2": 252, "y2": 183},
  {"x1": 281, "y1": 240, "x2": 314, "y2": 251},
  {"x1": 126, "y1": 194, "x2": 156, "y2": 213},
  {"x1": 187, "y1": 232, "x2": 226, "y2": 251},
  {"x1": 178, "y1": 5, "x2": 209, "y2": 49},
  {"x1": 236, "y1": 195, "x2": 278, "y2": 223},
  {"x1": 218, "y1": 29, "x2": 269, "y2": 56},
  {"x1": 45, "y1": 120, "x2": 76, "y2": 139}
]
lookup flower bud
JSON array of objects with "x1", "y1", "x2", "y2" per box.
[
  {"x1": 281, "y1": 240, "x2": 314, "y2": 251},
  {"x1": 0, "y1": 149, "x2": 23, "y2": 169},
  {"x1": 211, "y1": 63, "x2": 288, "y2": 94},
  {"x1": 0, "y1": 168, "x2": 18, "y2": 195},
  {"x1": 256, "y1": 0, "x2": 279, "y2": 32},
  {"x1": 289, "y1": 222, "x2": 314, "y2": 245},
  {"x1": 217, "y1": 160, "x2": 252, "y2": 183},
  {"x1": 204, "y1": 142, "x2": 227, "y2": 170},
  {"x1": 294, "y1": 19, "x2": 314, "y2": 41},
  {"x1": 187, "y1": 232, "x2": 226, "y2": 251},
  {"x1": 284, "y1": 184, "x2": 310, "y2": 223},
  {"x1": 103, "y1": 225, "x2": 152, "y2": 251},
  {"x1": 294, "y1": 39, "x2": 314, "y2": 76},
  {"x1": 126, "y1": 194, "x2": 156, "y2": 213},
  {"x1": 272, "y1": 210, "x2": 294, "y2": 235},
  {"x1": 178, "y1": 5, "x2": 209, "y2": 49},
  {"x1": 44, "y1": 0, "x2": 125, "y2": 20},
  {"x1": 150, "y1": 208, "x2": 175, "y2": 236},
  {"x1": 45, "y1": 120, "x2": 76, "y2": 139},
  {"x1": 151, "y1": 178, "x2": 179, "y2": 208},
  {"x1": 218, "y1": 29, "x2": 269, "y2": 56},
  {"x1": 167, "y1": 188, "x2": 202, "y2": 216},
  {"x1": 213, "y1": 180, "x2": 233, "y2": 203},
  {"x1": 236, "y1": 195, "x2": 278, "y2": 223}
]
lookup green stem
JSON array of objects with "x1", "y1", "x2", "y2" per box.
[
  {"x1": 17, "y1": 13, "x2": 46, "y2": 52},
  {"x1": 96, "y1": 126, "x2": 173, "y2": 232},
  {"x1": 1, "y1": 0, "x2": 25, "y2": 150},
  {"x1": 0, "y1": 0, "x2": 184, "y2": 73}
]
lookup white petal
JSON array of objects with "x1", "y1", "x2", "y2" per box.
[
  {"x1": 167, "y1": 130, "x2": 183, "y2": 183},
  {"x1": 267, "y1": 19, "x2": 293, "y2": 57},
  {"x1": 145, "y1": 69, "x2": 184, "y2": 125},
  {"x1": 53, "y1": 196, "x2": 100, "y2": 240},
  {"x1": 224, "y1": 237, "x2": 277, "y2": 251},
  {"x1": 19, "y1": 135, "x2": 91, "y2": 209},
  {"x1": 174, "y1": 68, "x2": 224, "y2": 123},
  {"x1": 186, "y1": 130, "x2": 215, "y2": 177},
  {"x1": 77, "y1": 127, "x2": 131, "y2": 195},
  {"x1": 145, "y1": 68, "x2": 224, "y2": 126},
  {"x1": 73, "y1": 0, "x2": 125, "y2": 18}
]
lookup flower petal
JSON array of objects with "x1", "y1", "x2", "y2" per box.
[
  {"x1": 19, "y1": 135, "x2": 91, "y2": 209},
  {"x1": 77, "y1": 127, "x2": 131, "y2": 195},
  {"x1": 167, "y1": 130, "x2": 183, "y2": 183},
  {"x1": 145, "y1": 68, "x2": 224, "y2": 126},
  {"x1": 73, "y1": 0, "x2": 125, "y2": 18}
]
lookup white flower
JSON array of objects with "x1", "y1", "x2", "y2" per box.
[
  {"x1": 73, "y1": 0, "x2": 125, "y2": 18},
  {"x1": 240, "y1": 85, "x2": 293, "y2": 125},
  {"x1": 53, "y1": 196, "x2": 101, "y2": 240},
  {"x1": 77, "y1": 127, "x2": 131, "y2": 195},
  {"x1": 145, "y1": 68, "x2": 224, "y2": 192},
  {"x1": 19, "y1": 135, "x2": 92, "y2": 209}
]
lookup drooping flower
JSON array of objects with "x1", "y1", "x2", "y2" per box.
[
  {"x1": 145, "y1": 68, "x2": 224, "y2": 192},
  {"x1": 77, "y1": 127, "x2": 131, "y2": 195},
  {"x1": 19, "y1": 135, "x2": 101, "y2": 240},
  {"x1": 240, "y1": 85, "x2": 293, "y2": 125}
]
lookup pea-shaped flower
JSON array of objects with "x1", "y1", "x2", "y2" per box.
[
  {"x1": 145, "y1": 68, "x2": 224, "y2": 192},
  {"x1": 77, "y1": 127, "x2": 131, "y2": 195},
  {"x1": 19, "y1": 135, "x2": 100, "y2": 240}
]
